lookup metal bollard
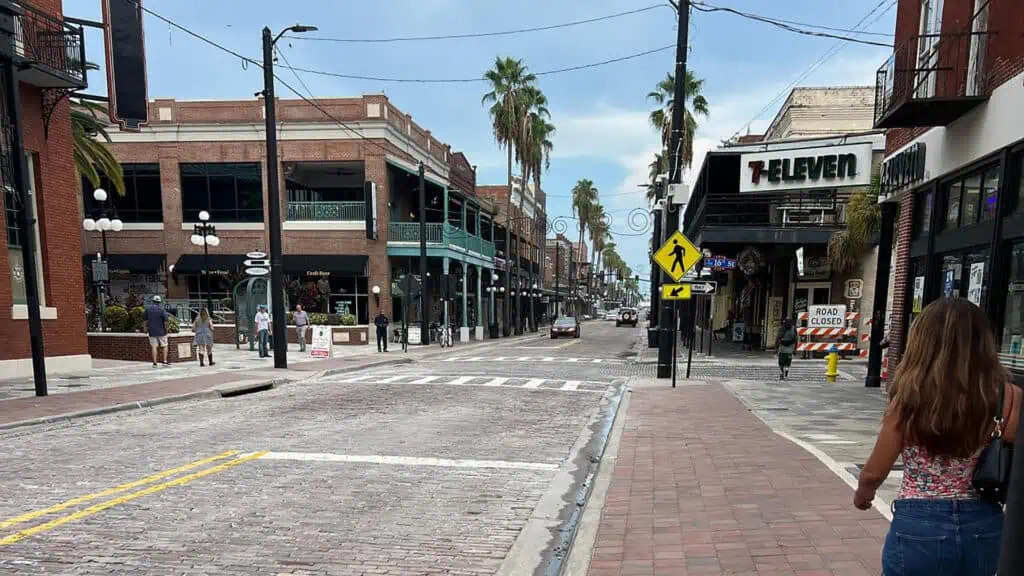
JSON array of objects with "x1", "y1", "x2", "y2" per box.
[{"x1": 825, "y1": 345, "x2": 840, "y2": 383}]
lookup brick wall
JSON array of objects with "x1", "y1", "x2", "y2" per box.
[
  {"x1": 887, "y1": 195, "x2": 914, "y2": 374},
  {"x1": 88, "y1": 332, "x2": 197, "y2": 363}
]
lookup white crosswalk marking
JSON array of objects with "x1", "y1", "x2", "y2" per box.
[
  {"x1": 591, "y1": 359, "x2": 603, "y2": 363},
  {"x1": 376, "y1": 375, "x2": 408, "y2": 383},
  {"x1": 447, "y1": 376, "x2": 474, "y2": 385},
  {"x1": 324, "y1": 372, "x2": 613, "y2": 393},
  {"x1": 410, "y1": 376, "x2": 439, "y2": 384},
  {"x1": 561, "y1": 381, "x2": 580, "y2": 391},
  {"x1": 542, "y1": 357, "x2": 556, "y2": 362},
  {"x1": 484, "y1": 377, "x2": 508, "y2": 387},
  {"x1": 345, "y1": 375, "x2": 379, "y2": 382},
  {"x1": 516, "y1": 356, "x2": 532, "y2": 361},
  {"x1": 523, "y1": 379, "x2": 545, "y2": 389},
  {"x1": 568, "y1": 358, "x2": 581, "y2": 363}
]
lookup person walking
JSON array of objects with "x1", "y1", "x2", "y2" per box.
[
  {"x1": 255, "y1": 305, "x2": 271, "y2": 358},
  {"x1": 193, "y1": 307, "x2": 215, "y2": 366},
  {"x1": 294, "y1": 304, "x2": 309, "y2": 353},
  {"x1": 775, "y1": 318, "x2": 797, "y2": 380},
  {"x1": 374, "y1": 310, "x2": 390, "y2": 353},
  {"x1": 144, "y1": 295, "x2": 170, "y2": 367},
  {"x1": 855, "y1": 298, "x2": 1021, "y2": 576}
]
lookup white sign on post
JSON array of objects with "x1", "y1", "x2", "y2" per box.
[
  {"x1": 808, "y1": 305, "x2": 847, "y2": 328},
  {"x1": 310, "y1": 326, "x2": 332, "y2": 358},
  {"x1": 968, "y1": 262, "x2": 984, "y2": 306}
]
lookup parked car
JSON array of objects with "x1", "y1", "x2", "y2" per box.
[
  {"x1": 616, "y1": 308, "x2": 638, "y2": 327},
  {"x1": 551, "y1": 316, "x2": 581, "y2": 339}
]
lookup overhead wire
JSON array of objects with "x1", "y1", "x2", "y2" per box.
[{"x1": 692, "y1": 1, "x2": 893, "y2": 47}]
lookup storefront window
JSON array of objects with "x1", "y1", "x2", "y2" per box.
[
  {"x1": 1000, "y1": 242, "x2": 1024, "y2": 370},
  {"x1": 945, "y1": 181, "x2": 962, "y2": 229},
  {"x1": 941, "y1": 254, "x2": 963, "y2": 298},
  {"x1": 82, "y1": 164, "x2": 163, "y2": 223},
  {"x1": 285, "y1": 274, "x2": 369, "y2": 324},
  {"x1": 960, "y1": 173, "x2": 982, "y2": 225},
  {"x1": 964, "y1": 250, "x2": 989, "y2": 309},
  {"x1": 181, "y1": 163, "x2": 264, "y2": 223},
  {"x1": 981, "y1": 168, "x2": 999, "y2": 222},
  {"x1": 913, "y1": 191, "x2": 933, "y2": 238},
  {"x1": 909, "y1": 258, "x2": 926, "y2": 328},
  {"x1": 186, "y1": 274, "x2": 233, "y2": 304}
]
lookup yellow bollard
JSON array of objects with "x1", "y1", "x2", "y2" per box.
[{"x1": 826, "y1": 348, "x2": 840, "y2": 383}]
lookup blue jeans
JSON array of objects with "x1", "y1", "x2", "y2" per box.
[
  {"x1": 257, "y1": 329, "x2": 269, "y2": 357},
  {"x1": 883, "y1": 499, "x2": 1003, "y2": 576}
]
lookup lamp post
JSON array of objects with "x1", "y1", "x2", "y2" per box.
[
  {"x1": 262, "y1": 22, "x2": 318, "y2": 369},
  {"x1": 190, "y1": 210, "x2": 220, "y2": 314},
  {"x1": 83, "y1": 188, "x2": 123, "y2": 333}
]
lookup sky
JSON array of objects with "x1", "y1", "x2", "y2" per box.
[{"x1": 70, "y1": 0, "x2": 896, "y2": 293}]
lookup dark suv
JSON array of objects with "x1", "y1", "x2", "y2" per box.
[{"x1": 616, "y1": 308, "x2": 638, "y2": 327}]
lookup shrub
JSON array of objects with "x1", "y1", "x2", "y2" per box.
[
  {"x1": 340, "y1": 313, "x2": 357, "y2": 326},
  {"x1": 286, "y1": 312, "x2": 294, "y2": 325},
  {"x1": 168, "y1": 315, "x2": 180, "y2": 334},
  {"x1": 103, "y1": 305, "x2": 130, "y2": 332},
  {"x1": 327, "y1": 313, "x2": 341, "y2": 326},
  {"x1": 128, "y1": 306, "x2": 146, "y2": 333},
  {"x1": 309, "y1": 313, "x2": 329, "y2": 325}
]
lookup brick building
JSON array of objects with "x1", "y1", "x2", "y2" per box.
[
  {"x1": 872, "y1": 0, "x2": 1024, "y2": 380},
  {"x1": 0, "y1": 0, "x2": 90, "y2": 377},
  {"x1": 544, "y1": 233, "x2": 572, "y2": 317},
  {"x1": 86, "y1": 96, "x2": 500, "y2": 341}
]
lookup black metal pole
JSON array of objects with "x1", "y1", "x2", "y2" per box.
[
  {"x1": 555, "y1": 241, "x2": 560, "y2": 317},
  {"x1": 0, "y1": 3, "x2": 45, "y2": 395},
  {"x1": 685, "y1": 299, "x2": 695, "y2": 378},
  {"x1": 649, "y1": 207, "x2": 662, "y2": 348},
  {"x1": 866, "y1": 202, "x2": 897, "y2": 387},
  {"x1": 707, "y1": 296, "x2": 713, "y2": 357},
  {"x1": 418, "y1": 163, "x2": 429, "y2": 345},
  {"x1": 671, "y1": 300, "x2": 678, "y2": 388},
  {"x1": 657, "y1": 1, "x2": 690, "y2": 379},
  {"x1": 1000, "y1": 401, "x2": 1024, "y2": 574},
  {"x1": 263, "y1": 27, "x2": 287, "y2": 369},
  {"x1": 203, "y1": 240, "x2": 212, "y2": 313}
]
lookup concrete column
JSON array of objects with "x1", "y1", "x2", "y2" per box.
[
  {"x1": 475, "y1": 264, "x2": 484, "y2": 340},
  {"x1": 460, "y1": 261, "x2": 471, "y2": 342},
  {"x1": 443, "y1": 256, "x2": 450, "y2": 333}
]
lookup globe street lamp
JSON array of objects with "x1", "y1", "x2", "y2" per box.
[
  {"x1": 190, "y1": 210, "x2": 221, "y2": 314},
  {"x1": 82, "y1": 188, "x2": 123, "y2": 332}
]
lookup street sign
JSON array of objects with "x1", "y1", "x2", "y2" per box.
[
  {"x1": 246, "y1": 251, "x2": 267, "y2": 259},
  {"x1": 844, "y1": 279, "x2": 863, "y2": 299},
  {"x1": 705, "y1": 256, "x2": 736, "y2": 270},
  {"x1": 244, "y1": 259, "x2": 270, "y2": 268},
  {"x1": 91, "y1": 260, "x2": 109, "y2": 283},
  {"x1": 246, "y1": 267, "x2": 270, "y2": 276},
  {"x1": 653, "y1": 230, "x2": 701, "y2": 282},
  {"x1": 684, "y1": 281, "x2": 717, "y2": 295},
  {"x1": 661, "y1": 284, "x2": 692, "y2": 301},
  {"x1": 808, "y1": 305, "x2": 847, "y2": 328}
]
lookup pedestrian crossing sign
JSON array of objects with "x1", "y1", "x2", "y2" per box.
[
  {"x1": 661, "y1": 284, "x2": 692, "y2": 301},
  {"x1": 653, "y1": 231, "x2": 701, "y2": 282}
]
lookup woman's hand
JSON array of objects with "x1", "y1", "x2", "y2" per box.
[{"x1": 854, "y1": 486, "x2": 875, "y2": 510}]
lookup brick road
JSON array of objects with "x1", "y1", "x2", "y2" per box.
[{"x1": 586, "y1": 382, "x2": 888, "y2": 576}]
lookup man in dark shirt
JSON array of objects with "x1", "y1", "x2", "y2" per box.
[
  {"x1": 374, "y1": 310, "x2": 390, "y2": 352},
  {"x1": 145, "y1": 295, "x2": 170, "y2": 366}
]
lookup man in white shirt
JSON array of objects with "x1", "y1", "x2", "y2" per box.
[{"x1": 255, "y1": 305, "x2": 271, "y2": 358}]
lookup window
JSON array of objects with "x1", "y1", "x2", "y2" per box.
[
  {"x1": 909, "y1": 258, "x2": 927, "y2": 327},
  {"x1": 940, "y1": 254, "x2": 962, "y2": 298},
  {"x1": 945, "y1": 181, "x2": 962, "y2": 229},
  {"x1": 6, "y1": 154, "x2": 45, "y2": 306},
  {"x1": 180, "y1": 163, "x2": 263, "y2": 222},
  {"x1": 186, "y1": 274, "x2": 232, "y2": 303},
  {"x1": 914, "y1": 191, "x2": 933, "y2": 238},
  {"x1": 82, "y1": 164, "x2": 162, "y2": 223},
  {"x1": 1001, "y1": 242, "x2": 1024, "y2": 370},
  {"x1": 285, "y1": 273, "x2": 370, "y2": 324},
  {"x1": 980, "y1": 167, "x2": 999, "y2": 222},
  {"x1": 960, "y1": 173, "x2": 981, "y2": 225}
]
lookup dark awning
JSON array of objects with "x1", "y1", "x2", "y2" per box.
[
  {"x1": 283, "y1": 255, "x2": 368, "y2": 276},
  {"x1": 172, "y1": 254, "x2": 246, "y2": 274},
  {"x1": 84, "y1": 253, "x2": 165, "y2": 273}
]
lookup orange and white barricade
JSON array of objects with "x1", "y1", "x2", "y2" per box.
[{"x1": 796, "y1": 311, "x2": 861, "y2": 358}]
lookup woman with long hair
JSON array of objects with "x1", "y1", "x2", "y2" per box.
[
  {"x1": 855, "y1": 298, "x2": 1020, "y2": 575},
  {"x1": 193, "y1": 308, "x2": 215, "y2": 367}
]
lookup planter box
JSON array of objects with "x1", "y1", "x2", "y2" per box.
[
  {"x1": 330, "y1": 325, "x2": 368, "y2": 345},
  {"x1": 210, "y1": 324, "x2": 367, "y2": 345},
  {"x1": 88, "y1": 332, "x2": 197, "y2": 363}
]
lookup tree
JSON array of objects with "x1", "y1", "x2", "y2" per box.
[
  {"x1": 588, "y1": 204, "x2": 610, "y2": 288},
  {"x1": 648, "y1": 71, "x2": 709, "y2": 172},
  {"x1": 828, "y1": 168, "x2": 882, "y2": 274},
  {"x1": 571, "y1": 179, "x2": 599, "y2": 308},
  {"x1": 646, "y1": 152, "x2": 666, "y2": 203},
  {"x1": 72, "y1": 99, "x2": 124, "y2": 195},
  {"x1": 514, "y1": 85, "x2": 549, "y2": 315}
]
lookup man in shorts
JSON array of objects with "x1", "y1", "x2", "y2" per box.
[{"x1": 145, "y1": 295, "x2": 170, "y2": 366}]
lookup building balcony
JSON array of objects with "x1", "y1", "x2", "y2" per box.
[
  {"x1": 874, "y1": 31, "x2": 991, "y2": 129},
  {"x1": 683, "y1": 189, "x2": 850, "y2": 246},
  {"x1": 13, "y1": 1, "x2": 87, "y2": 89},
  {"x1": 387, "y1": 222, "x2": 495, "y2": 262},
  {"x1": 286, "y1": 201, "x2": 365, "y2": 222}
]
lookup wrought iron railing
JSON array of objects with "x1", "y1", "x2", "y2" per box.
[
  {"x1": 286, "y1": 201, "x2": 365, "y2": 221},
  {"x1": 684, "y1": 190, "x2": 852, "y2": 237},
  {"x1": 387, "y1": 222, "x2": 495, "y2": 257},
  {"x1": 13, "y1": 1, "x2": 86, "y2": 87},
  {"x1": 874, "y1": 30, "x2": 991, "y2": 127}
]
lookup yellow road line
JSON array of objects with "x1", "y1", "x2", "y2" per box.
[
  {"x1": 554, "y1": 340, "x2": 580, "y2": 349},
  {"x1": 1, "y1": 451, "x2": 267, "y2": 546},
  {"x1": 0, "y1": 450, "x2": 238, "y2": 530}
]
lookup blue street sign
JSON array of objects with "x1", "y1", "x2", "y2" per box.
[{"x1": 705, "y1": 257, "x2": 737, "y2": 270}]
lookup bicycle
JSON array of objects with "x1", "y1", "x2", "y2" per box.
[{"x1": 435, "y1": 322, "x2": 452, "y2": 348}]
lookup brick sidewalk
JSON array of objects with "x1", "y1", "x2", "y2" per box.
[{"x1": 586, "y1": 382, "x2": 887, "y2": 576}]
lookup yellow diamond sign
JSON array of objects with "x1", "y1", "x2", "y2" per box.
[
  {"x1": 653, "y1": 230, "x2": 701, "y2": 282},
  {"x1": 661, "y1": 284, "x2": 692, "y2": 301}
]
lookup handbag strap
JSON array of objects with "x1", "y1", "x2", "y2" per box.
[{"x1": 992, "y1": 381, "x2": 1007, "y2": 438}]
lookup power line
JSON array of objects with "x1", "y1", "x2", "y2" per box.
[
  {"x1": 693, "y1": 1, "x2": 893, "y2": 45},
  {"x1": 727, "y1": 0, "x2": 896, "y2": 141},
  {"x1": 272, "y1": 45, "x2": 675, "y2": 84},
  {"x1": 285, "y1": 4, "x2": 669, "y2": 43}
]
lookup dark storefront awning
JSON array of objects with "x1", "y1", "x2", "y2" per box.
[
  {"x1": 283, "y1": 255, "x2": 368, "y2": 276},
  {"x1": 84, "y1": 253, "x2": 165, "y2": 273},
  {"x1": 172, "y1": 254, "x2": 246, "y2": 274}
]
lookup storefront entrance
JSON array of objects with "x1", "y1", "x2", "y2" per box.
[{"x1": 791, "y1": 282, "x2": 831, "y2": 317}]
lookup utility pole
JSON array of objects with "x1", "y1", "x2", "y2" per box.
[
  {"x1": 262, "y1": 26, "x2": 287, "y2": 369},
  {"x1": 554, "y1": 240, "x2": 561, "y2": 317},
  {"x1": 418, "y1": 163, "x2": 429, "y2": 345},
  {"x1": 0, "y1": 1, "x2": 45, "y2": 395},
  {"x1": 649, "y1": 203, "x2": 662, "y2": 346},
  {"x1": 657, "y1": 0, "x2": 690, "y2": 379}
]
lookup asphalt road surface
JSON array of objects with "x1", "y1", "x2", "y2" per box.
[{"x1": 0, "y1": 320, "x2": 639, "y2": 576}]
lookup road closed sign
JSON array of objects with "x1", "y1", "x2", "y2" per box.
[{"x1": 808, "y1": 305, "x2": 846, "y2": 328}]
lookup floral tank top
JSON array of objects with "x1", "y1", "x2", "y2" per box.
[{"x1": 897, "y1": 444, "x2": 982, "y2": 499}]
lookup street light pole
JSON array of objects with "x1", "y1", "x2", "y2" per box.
[{"x1": 418, "y1": 162, "x2": 429, "y2": 345}]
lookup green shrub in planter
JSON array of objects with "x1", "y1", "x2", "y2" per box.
[
  {"x1": 167, "y1": 315, "x2": 181, "y2": 334},
  {"x1": 128, "y1": 306, "x2": 146, "y2": 333},
  {"x1": 340, "y1": 313, "x2": 357, "y2": 326},
  {"x1": 309, "y1": 313, "x2": 329, "y2": 325},
  {"x1": 103, "y1": 305, "x2": 130, "y2": 332},
  {"x1": 286, "y1": 312, "x2": 294, "y2": 325}
]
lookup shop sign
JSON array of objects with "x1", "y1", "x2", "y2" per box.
[
  {"x1": 943, "y1": 269, "x2": 957, "y2": 297},
  {"x1": 845, "y1": 279, "x2": 863, "y2": 300},
  {"x1": 880, "y1": 142, "x2": 927, "y2": 199},
  {"x1": 732, "y1": 321, "x2": 746, "y2": 342},
  {"x1": 741, "y1": 143, "x2": 872, "y2": 193},
  {"x1": 912, "y1": 276, "x2": 925, "y2": 313},
  {"x1": 310, "y1": 326, "x2": 332, "y2": 358},
  {"x1": 967, "y1": 262, "x2": 984, "y2": 306},
  {"x1": 808, "y1": 305, "x2": 847, "y2": 329}
]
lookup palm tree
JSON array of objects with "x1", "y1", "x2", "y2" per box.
[
  {"x1": 588, "y1": 204, "x2": 610, "y2": 289},
  {"x1": 648, "y1": 71, "x2": 709, "y2": 173},
  {"x1": 646, "y1": 152, "x2": 666, "y2": 203},
  {"x1": 571, "y1": 179, "x2": 598, "y2": 310},
  {"x1": 514, "y1": 85, "x2": 549, "y2": 329},
  {"x1": 828, "y1": 168, "x2": 882, "y2": 274},
  {"x1": 72, "y1": 99, "x2": 125, "y2": 195},
  {"x1": 482, "y1": 56, "x2": 536, "y2": 332}
]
